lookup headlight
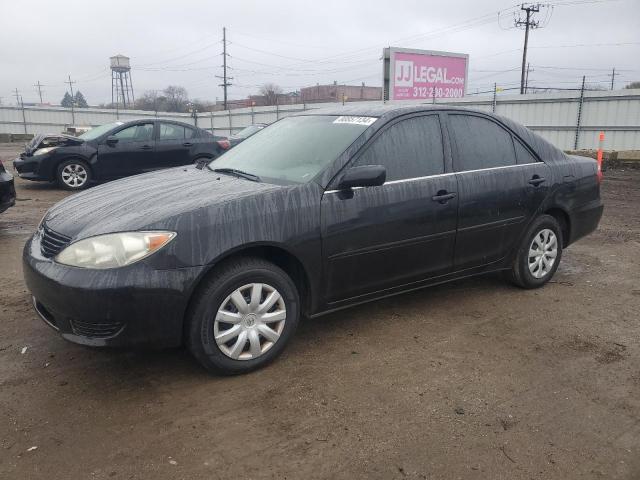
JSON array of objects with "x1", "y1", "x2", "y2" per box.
[
  {"x1": 55, "y1": 231, "x2": 176, "y2": 269},
  {"x1": 33, "y1": 147, "x2": 57, "y2": 156}
]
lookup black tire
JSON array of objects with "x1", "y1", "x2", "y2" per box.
[
  {"x1": 505, "y1": 214, "x2": 563, "y2": 289},
  {"x1": 185, "y1": 257, "x2": 300, "y2": 375},
  {"x1": 56, "y1": 159, "x2": 92, "y2": 190}
]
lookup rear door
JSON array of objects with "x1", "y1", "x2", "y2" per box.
[
  {"x1": 155, "y1": 122, "x2": 196, "y2": 168},
  {"x1": 96, "y1": 122, "x2": 155, "y2": 178},
  {"x1": 447, "y1": 113, "x2": 551, "y2": 270},
  {"x1": 321, "y1": 113, "x2": 458, "y2": 303}
]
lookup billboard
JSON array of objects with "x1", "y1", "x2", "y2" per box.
[{"x1": 383, "y1": 47, "x2": 468, "y2": 101}]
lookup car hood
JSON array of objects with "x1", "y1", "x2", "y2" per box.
[
  {"x1": 24, "y1": 134, "x2": 84, "y2": 156},
  {"x1": 43, "y1": 166, "x2": 283, "y2": 239}
]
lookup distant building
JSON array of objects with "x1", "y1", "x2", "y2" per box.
[{"x1": 301, "y1": 82, "x2": 382, "y2": 103}]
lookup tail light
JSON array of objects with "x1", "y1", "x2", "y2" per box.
[{"x1": 217, "y1": 139, "x2": 230, "y2": 150}]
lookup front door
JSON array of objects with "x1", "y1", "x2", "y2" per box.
[
  {"x1": 447, "y1": 113, "x2": 551, "y2": 270},
  {"x1": 321, "y1": 114, "x2": 458, "y2": 304},
  {"x1": 96, "y1": 122, "x2": 155, "y2": 179}
]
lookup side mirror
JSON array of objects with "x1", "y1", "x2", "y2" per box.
[
  {"x1": 106, "y1": 135, "x2": 119, "y2": 146},
  {"x1": 337, "y1": 165, "x2": 386, "y2": 190}
]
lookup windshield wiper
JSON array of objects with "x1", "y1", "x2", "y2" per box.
[{"x1": 212, "y1": 168, "x2": 261, "y2": 182}]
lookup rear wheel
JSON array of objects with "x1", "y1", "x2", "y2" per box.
[
  {"x1": 185, "y1": 257, "x2": 300, "y2": 375},
  {"x1": 506, "y1": 214, "x2": 563, "y2": 289},
  {"x1": 56, "y1": 159, "x2": 91, "y2": 190}
]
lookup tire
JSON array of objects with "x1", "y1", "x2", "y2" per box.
[
  {"x1": 56, "y1": 159, "x2": 91, "y2": 190},
  {"x1": 505, "y1": 214, "x2": 563, "y2": 289},
  {"x1": 185, "y1": 257, "x2": 300, "y2": 375}
]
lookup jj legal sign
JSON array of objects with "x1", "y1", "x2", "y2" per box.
[{"x1": 382, "y1": 47, "x2": 469, "y2": 101}]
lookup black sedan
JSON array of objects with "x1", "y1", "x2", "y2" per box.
[
  {"x1": 23, "y1": 105, "x2": 603, "y2": 374},
  {"x1": 0, "y1": 161, "x2": 16, "y2": 214},
  {"x1": 13, "y1": 119, "x2": 229, "y2": 190}
]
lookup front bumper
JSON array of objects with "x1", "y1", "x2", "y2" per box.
[
  {"x1": 13, "y1": 156, "x2": 48, "y2": 181},
  {"x1": 23, "y1": 232, "x2": 207, "y2": 348},
  {"x1": 0, "y1": 170, "x2": 16, "y2": 213}
]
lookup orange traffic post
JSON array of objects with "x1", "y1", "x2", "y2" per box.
[{"x1": 596, "y1": 131, "x2": 605, "y2": 182}]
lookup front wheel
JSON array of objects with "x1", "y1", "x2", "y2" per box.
[
  {"x1": 56, "y1": 159, "x2": 91, "y2": 190},
  {"x1": 185, "y1": 257, "x2": 300, "y2": 375},
  {"x1": 506, "y1": 214, "x2": 563, "y2": 289}
]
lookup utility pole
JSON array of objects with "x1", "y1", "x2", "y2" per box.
[
  {"x1": 215, "y1": 27, "x2": 233, "y2": 110},
  {"x1": 515, "y1": 3, "x2": 541, "y2": 95},
  {"x1": 14, "y1": 89, "x2": 27, "y2": 134},
  {"x1": 34, "y1": 80, "x2": 44, "y2": 104},
  {"x1": 65, "y1": 75, "x2": 76, "y2": 125},
  {"x1": 524, "y1": 62, "x2": 533, "y2": 94},
  {"x1": 609, "y1": 68, "x2": 616, "y2": 90}
]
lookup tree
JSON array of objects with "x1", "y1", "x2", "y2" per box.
[
  {"x1": 260, "y1": 83, "x2": 283, "y2": 106},
  {"x1": 61, "y1": 92, "x2": 74, "y2": 108},
  {"x1": 163, "y1": 85, "x2": 189, "y2": 112},
  {"x1": 135, "y1": 90, "x2": 165, "y2": 112},
  {"x1": 625, "y1": 81, "x2": 640, "y2": 89},
  {"x1": 74, "y1": 91, "x2": 88, "y2": 108}
]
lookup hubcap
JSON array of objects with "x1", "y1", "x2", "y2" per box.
[
  {"x1": 214, "y1": 283, "x2": 286, "y2": 361},
  {"x1": 61, "y1": 164, "x2": 88, "y2": 188},
  {"x1": 528, "y1": 228, "x2": 558, "y2": 279}
]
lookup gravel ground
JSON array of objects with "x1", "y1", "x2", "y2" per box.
[{"x1": 1, "y1": 142, "x2": 639, "y2": 480}]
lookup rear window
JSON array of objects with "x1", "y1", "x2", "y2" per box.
[
  {"x1": 514, "y1": 138, "x2": 538, "y2": 164},
  {"x1": 450, "y1": 115, "x2": 516, "y2": 171}
]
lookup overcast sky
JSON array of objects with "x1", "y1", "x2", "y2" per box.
[{"x1": 1, "y1": 0, "x2": 638, "y2": 106}]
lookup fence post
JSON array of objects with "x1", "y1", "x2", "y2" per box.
[
  {"x1": 574, "y1": 75, "x2": 586, "y2": 150},
  {"x1": 210, "y1": 112, "x2": 214, "y2": 134},
  {"x1": 228, "y1": 108, "x2": 232, "y2": 136},
  {"x1": 251, "y1": 104, "x2": 255, "y2": 124},
  {"x1": 276, "y1": 97, "x2": 280, "y2": 120},
  {"x1": 20, "y1": 98, "x2": 27, "y2": 134},
  {"x1": 492, "y1": 83, "x2": 497, "y2": 113}
]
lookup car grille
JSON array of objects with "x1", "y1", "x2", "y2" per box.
[
  {"x1": 69, "y1": 318, "x2": 124, "y2": 338},
  {"x1": 40, "y1": 225, "x2": 72, "y2": 258}
]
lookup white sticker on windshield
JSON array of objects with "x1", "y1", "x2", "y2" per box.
[{"x1": 333, "y1": 116, "x2": 377, "y2": 126}]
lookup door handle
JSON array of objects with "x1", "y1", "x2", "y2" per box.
[
  {"x1": 529, "y1": 176, "x2": 546, "y2": 186},
  {"x1": 140, "y1": 145, "x2": 152, "y2": 150},
  {"x1": 431, "y1": 191, "x2": 456, "y2": 204},
  {"x1": 182, "y1": 142, "x2": 193, "y2": 147}
]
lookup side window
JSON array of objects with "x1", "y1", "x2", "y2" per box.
[
  {"x1": 159, "y1": 123, "x2": 185, "y2": 141},
  {"x1": 114, "y1": 123, "x2": 153, "y2": 142},
  {"x1": 450, "y1": 115, "x2": 516, "y2": 171},
  {"x1": 353, "y1": 115, "x2": 444, "y2": 182},
  {"x1": 514, "y1": 138, "x2": 538, "y2": 164},
  {"x1": 185, "y1": 127, "x2": 197, "y2": 139}
]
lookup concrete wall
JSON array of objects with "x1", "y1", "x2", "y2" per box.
[{"x1": 1, "y1": 89, "x2": 639, "y2": 150}]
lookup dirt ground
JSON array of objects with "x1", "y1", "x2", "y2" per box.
[{"x1": 1, "y1": 142, "x2": 639, "y2": 480}]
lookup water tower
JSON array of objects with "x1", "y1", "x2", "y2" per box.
[{"x1": 110, "y1": 54, "x2": 135, "y2": 109}]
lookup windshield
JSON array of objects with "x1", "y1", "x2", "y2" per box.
[
  {"x1": 210, "y1": 115, "x2": 376, "y2": 184},
  {"x1": 79, "y1": 122, "x2": 124, "y2": 141},
  {"x1": 235, "y1": 125, "x2": 263, "y2": 139}
]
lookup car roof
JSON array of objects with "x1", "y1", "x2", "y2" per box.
[
  {"x1": 119, "y1": 118, "x2": 202, "y2": 129},
  {"x1": 296, "y1": 103, "x2": 475, "y2": 119},
  {"x1": 296, "y1": 103, "x2": 564, "y2": 162}
]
